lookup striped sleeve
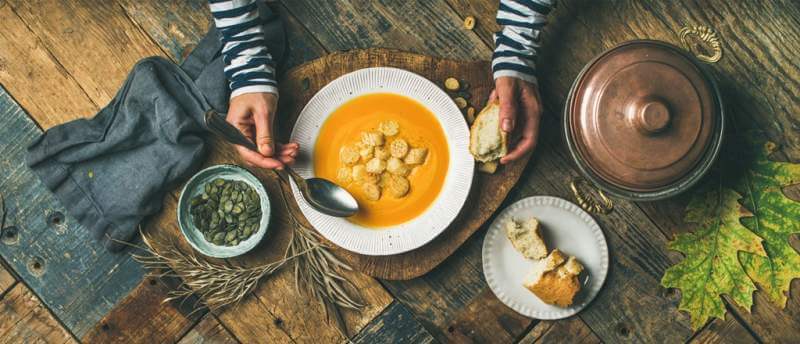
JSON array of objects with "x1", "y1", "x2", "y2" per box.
[
  {"x1": 492, "y1": 0, "x2": 555, "y2": 85},
  {"x1": 208, "y1": 0, "x2": 278, "y2": 98}
]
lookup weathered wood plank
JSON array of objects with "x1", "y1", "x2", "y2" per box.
[
  {"x1": 442, "y1": 288, "x2": 532, "y2": 343},
  {"x1": 7, "y1": 0, "x2": 165, "y2": 107},
  {"x1": 0, "y1": 3, "x2": 97, "y2": 128},
  {"x1": 276, "y1": 1, "x2": 729, "y2": 342},
  {"x1": 81, "y1": 276, "x2": 203, "y2": 343},
  {"x1": 106, "y1": 1, "x2": 395, "y2": 342},
  {"x1": 178, "y1": 314, "x2": 239, "y2": 344},
  {"x1": 530, "y1": 0, "x2": 800, "y2": 341},
  {"x1": 0, "y1": 265, "x2": 15, "y2": 299},
  {"x1": 0, "y1": 82, "x2": 144, "y2": 336},
  {"x1": 690, "y1": 313, "x2": 758, "y2": 344},
  {"x1": 0, "y1": 283, "x2": 77, "y2": 343},
  {"x1": 118, "y1": 0, "x2": 327, "y2": 70},
  {"x1": 0, "y1": 1, "x2": 202, "y2": 340},
  {"x1": 5, "y1": 0, "x2": 391, "y2": 341},
  {"x1": 272, "y1": 1, "x2": 537, "y2": 340},
  {"x1": 116, "y1": 0, "x2": 211, "y2": 64},
  {"x1": 352, "y1": 302, "x2": 436, "y2": 344},
  {"x1": 442, "y1": 0, "x2": 499, "y2": 48},
  {"x1": 383, "y1": 226, "x2": 534, "y2": 342},
  {"x1": 519, "y1": 318, "x2": 600, "y2": 344},
  {"x1": 279, "y1": 0, "x2": 490, "y2": 61}
]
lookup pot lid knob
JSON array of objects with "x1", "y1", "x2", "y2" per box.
[{"x1": 630, "y1": 98, "x2": 670, "y2": 134}]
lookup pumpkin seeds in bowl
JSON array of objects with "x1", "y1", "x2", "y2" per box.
[
  {"x1": 189, "y1": 178, "x2": 262, "y2": 246},
  {"x1": 178, "y1": 165, "x2": 271, "y2": 258}
]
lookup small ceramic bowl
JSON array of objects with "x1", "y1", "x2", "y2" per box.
[{"x1": 177, "y1": 164, "x2": 271, "y2": 258}]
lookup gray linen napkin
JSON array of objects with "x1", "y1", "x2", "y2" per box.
[{"x1": 26, "y1": 4, "x2": 285, "y2": 251}]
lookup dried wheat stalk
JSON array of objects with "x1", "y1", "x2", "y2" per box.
[
  {"x1": 272, "y1": 170, "x2": 365, "y2": 337},
  {"x1": 131, "y1": 233, "x2": 306, "y2": 312},
  {"x1": 131, "y1": 171, "x2": 364, "y2": 338}
]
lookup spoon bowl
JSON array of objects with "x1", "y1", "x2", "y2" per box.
[{"x1": 205, "y1": 110, "x2": 359, "y2": 217}]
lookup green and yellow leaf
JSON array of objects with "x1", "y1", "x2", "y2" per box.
[
  {"x1": 661, "y1": 182, "x2": 766, "y2": 330},
  {"x1": 735, "y1": 136, "x2": 800, "y2": 307}
]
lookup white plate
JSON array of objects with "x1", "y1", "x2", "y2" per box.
[
  {"x1": 289, "y1": 67, "x2": 474, "y2": 256},
  {"x1": 482, "y1": 196, "x2": 609, "y2": 319}
]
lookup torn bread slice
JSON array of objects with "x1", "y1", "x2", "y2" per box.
[
  {"x1": 505, "y1": 218, "x2": 548, "y2": 260},
  {"x1": 469, "y1": 101, "x2": 507, "y2": 162},
  {"x1": 523, "y1": 250, "x2": 584, "y2": 307}
]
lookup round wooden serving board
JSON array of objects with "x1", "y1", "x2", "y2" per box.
[{"x1": 277, "y1": 48, "x2": 530, "y2": 280}]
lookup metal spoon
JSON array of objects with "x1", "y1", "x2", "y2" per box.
[{"x1": 204, "y1": 110, "x2": 359, "y2": 217}]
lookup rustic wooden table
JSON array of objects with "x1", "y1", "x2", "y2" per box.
[{"x1": 0, "y1": 0, "x2": 798, "y2": 343}]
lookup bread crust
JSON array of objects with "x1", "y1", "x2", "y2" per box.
[{"x1": 469, "y1": 101, "x2": 507, "y2": 162}]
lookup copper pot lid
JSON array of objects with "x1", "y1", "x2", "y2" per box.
[{"x1": 567, "y1": 40, "x2": 719, "y2": 191}]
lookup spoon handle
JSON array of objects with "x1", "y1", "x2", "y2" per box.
[
  {"x1": 204, "y1": 110, "x2": 306, "y2": 187},
  {"x1": 204, "y1": 110, "x2": 259, "y2": 152}
]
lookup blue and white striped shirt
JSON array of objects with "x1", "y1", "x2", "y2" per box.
[
  {"x1": 493, "y1": 0, "x2": 554, "y2": 85},
  {"x1": 208, "y1": 0, "x2": 277, "y2": 98},
  {"x1": 209, "y1": 0, "x2": 553, "y2": 97}
]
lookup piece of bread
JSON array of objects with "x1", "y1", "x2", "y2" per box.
[
  {"x1": 339, "y1": 145, "x2": 360, "y2": 165},
  {"x1": 362, "y1": 183, "x2": 381, "y2": 201},
  {"x1": 478, "y1": 161, "x2": 498, "y2": 174},
  {"x1": 387, "y1": 157, "x2": 411, "y2": 176},
  {"x1": 523, "y1": 250, "x2": 584, "y2": 307},
  {"x1": 469, "y1": 101, "x2": 507, "y2": 162},
  {"x1": 505, "y1": 218, "x2": 548, "y2": 260},
  {"x1": 379, "y1": 120, "x2": 400, "y2": 136},
  {"x1": 404, "y1": 147, "x2": 428, "y2": 165},
  {"x1": 361, "y1": 131, "x2": 385, "y2": 147},
  {"x1": 390, "y1": 139, "x2": 409, "y2": 158},
  {"x1": 365, "y1": 157, "x2": 387, "y2": 174},
  {"x1": 383, "y1": 173, "x2": 410, "y2": 198}
]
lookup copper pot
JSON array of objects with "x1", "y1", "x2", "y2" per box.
[{"x1": 564, "y1": 40, "x2": 724, "y2": 201}]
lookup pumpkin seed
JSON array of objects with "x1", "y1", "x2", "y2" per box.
[{"x1": 190, "y1": 178, "x2": 261, "y2": 246}]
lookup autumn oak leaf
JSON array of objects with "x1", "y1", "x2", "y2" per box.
[
  {"x1": 661, "y1": 183, "x2": 766, "y2": 330},
  {"x1": 735, "y1": 136, "x2": 800, "y2": 307}
]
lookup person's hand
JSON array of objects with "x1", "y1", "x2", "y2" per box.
[
  {"x1": 489, "y1": 76, "x2": 542, "y2": 164},
  {"x1": 226, "y1": 92, "x2": 299, "y2": 169}
]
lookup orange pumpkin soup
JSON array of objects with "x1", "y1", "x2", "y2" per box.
[{"x1": 314, "y1": 93, "x2": 449, "y2": 228}]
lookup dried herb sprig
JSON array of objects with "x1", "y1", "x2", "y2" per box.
[
  {"x1": 272, "y1": 170, "x2": 365, "y2": 337},
  {"x1": 131, "y1": 233, "x2": 305, "y2": 312},
  {"x1": 130, "y1": 170, "x2": 364, "y2": 338}
]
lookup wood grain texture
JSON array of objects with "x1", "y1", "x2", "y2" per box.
[
  {"x1": 112, "y1": 1, "x2": 396, "y2": 342},
  {"x1": 118, "y1": 0, "x2": 327, "y2": 71},
  {"x1": 0, "y1": 263, "x2": 14, "y2": 296},
  {"x1": 352, "y1": 302, "x2": 436, "y2": 344},
  {"x1": 81, "y1": 277, "x2": 203, "y2": 343},
  {"x1": 117, "y1": 0, "x2": 211, "y2": 64},
  {"x1": 443, "y1": 0, "x2": 499, "y2": 48},
  {"x1": 0, "y1": 83, "x2": 144, "y2": 336},
  {"x1": 690, "y1": 313, "x2": 758, "y2": 344},
  {"x1": 532, "y1": 0, "x2": 800, "y2": 341},
  {"x1": 519, "y1": 318, "x2": 600, "y2": 344},
  {"x1": 280, "y1": 0, "x2": 490, "y2": 61},
  {"x1": 178, "y1": 314, "x2": 239, "y2": 344},
  {"x1": 7, "y1": 0, "x2": 166, "y2": 107},
  {"x1": 274, "y1": 1, "x2": 540, "y2": 340},
  {"x1": 278, "y1": 48, "x2": 529, "y2": 279},
  {"x1": 0, "y1": 283, "x2": 76, "y2": 343},
  {"x1": 440, "y1": 288, "x2": 532, "y2": 343},
  {"x1": 5, "y1": 0, "x2": 391, "y2": 342},
  {"x1": 274, "y1": 1, "x2": 723, "y2": 342},
  {"x1": 0, "y1": 3, "x2": 97, "y2": 128}
]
